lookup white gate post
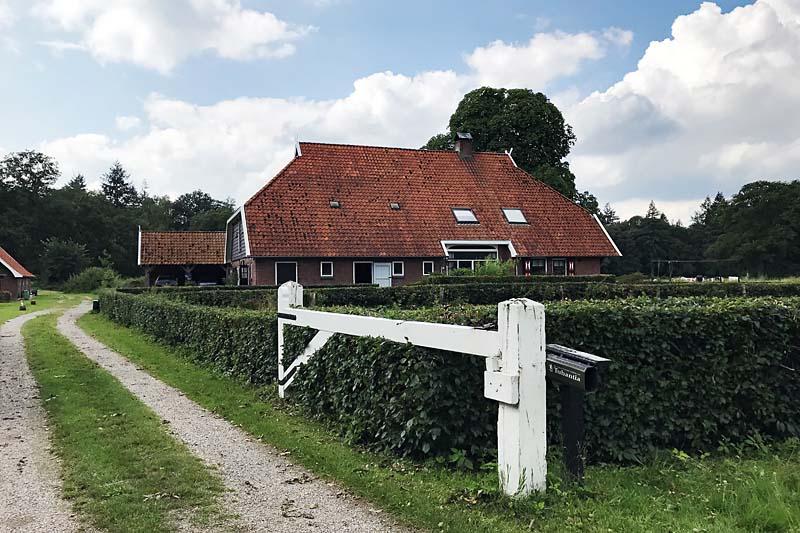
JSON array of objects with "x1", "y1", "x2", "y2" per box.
[
  {"x1": 277, "y1": 281, "x2": 303, "y2": 398},
  {"x1": 496, "y1": 298, "x2": 547, "y2": 496}
]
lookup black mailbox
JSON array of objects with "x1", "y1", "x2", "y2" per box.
[{"x1": 545, "y1": 343, "x2": 611, "y2": 483}]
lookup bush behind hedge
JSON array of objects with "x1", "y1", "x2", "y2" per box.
[
  {"x1": 290, "y1": 297, "x2": 800, "y2": 462},
  {"x1": 99, "y1": 291, "x2": 278, "y2": 383},
  {"x1": 414, "y1": 274, "x2": 616, "y2": 285}
]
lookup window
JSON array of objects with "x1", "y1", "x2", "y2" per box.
[
  {"x1": 552, "y1": 258, "x2": 567, "y2": 276},
  {"x1": 392, "y1": 261, "x2": 404, "y2": 277},
  {"x1": 353, "y1": 262, "x2": 372, "y2": 284},
  {"x1": 390, "y1": 202, "x2": 400, "y2": 210},
  {"x1": 530, "y1": 259, "x2": 546, "y2": 275},
  {"x1": 445, "y1": 244, "x2": 498, "y2": 272},
  {"x1": 452, "y1": 208, "x2": 478, "y2": 224},
  {"x1": 329, "y1": 200, "x2": 341, "y2": 208},
  {"x1": 275, "y1": 262, "x2": 297, "y2": 285},
  {"x1": 422, "y1": 261, "x2": 434, "y2": 276},
  {"x1": 502, "y1": 208, "x2": 527, "y2": 224},
  {"x1": 239, "y1": 265, "x2": 249, "y2": 286},
  {"x1": 320, "y1": 261, "x2": 334, "y2": 278}
]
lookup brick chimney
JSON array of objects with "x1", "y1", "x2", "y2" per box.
[{"x1": 454, "y1": 132, "x2": 474, "y2": 160}]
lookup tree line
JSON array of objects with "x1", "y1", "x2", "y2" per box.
[{"x1": 0, "y1": 151, "x2": 233, "y2": 283}]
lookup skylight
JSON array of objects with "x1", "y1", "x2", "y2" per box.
[
  {"x1": 390, "y1": 202, "x2": 400, "y2": 210},
  {"x1": 329, "y1": 200, "x2": 341, "y2": 208},
  {"x1": 502, "y1": 208, "x2": 527, "y2": 224},
  {"x1": 452, "y1": 208, "x2": 478, "y2": 224}
]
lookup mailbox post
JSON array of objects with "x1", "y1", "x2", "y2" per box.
[{"x1": 545, "y1": 344, "x2": 610, "y2": 482}]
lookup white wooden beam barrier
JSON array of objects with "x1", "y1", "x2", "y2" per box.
[{"x1": 276, "y1": 281, "x2": 547, "y2": 496}]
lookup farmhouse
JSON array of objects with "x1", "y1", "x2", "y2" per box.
[
  {"x1": 226, "y1": 135, "x2": 621, "y2": 286},
  {"x1": 137, "y1": 230, "x2": 227, "y2": 286},
  {"x1": 0, "y1": 246, "x2": 34, "y2": 298}
]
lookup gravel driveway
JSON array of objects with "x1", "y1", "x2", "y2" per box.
[
  {"x1": 0, "y1": 311, "x2": 83, "y2": 533},
  {"x1": 58, "y1": 302, "x2": 407, "y2": 533}
]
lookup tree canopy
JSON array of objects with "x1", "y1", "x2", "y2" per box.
[
  {"x1": 0, "y1": 152, "x2": 234, "y2": 281},
  {"x1": 424, "y1": 87, "x2": 578, "y2": 197}
]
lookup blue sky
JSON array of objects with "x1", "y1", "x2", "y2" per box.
[{"x1": 2, "y1": 0, "x2": 795, "y2": 222}]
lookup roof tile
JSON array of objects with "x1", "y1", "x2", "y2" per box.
[
  {"x1": 139, "y1": 232, "x2": 225, "y2": 265},
  {"x1": 0, "y1": 246, "x2": 34, "y2": 278}
]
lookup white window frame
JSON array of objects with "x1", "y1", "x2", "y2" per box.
[
  {"x1": 238, "y1": 264, "x2": 250, "y2": 286},
  {"x1": 422, "y1": 261, "x2": 434, "y2": 276},
  {"x1": 551, "y1": 258, "x2": 567, "y2": 276},
  {"x1": 320, "y1": 261, "x2": 334, "y2": 278},
  {"x1": 392, "y1": 261, "x2": 404, "y2": 277},
  {"x1": 452, "y1": 208, "x2": 479, "y2": 224},
  {"x1": 502, "y1": 208, "x2": 528, "y2": 224},
  {"x1": 275, "y1": 261, "x2": 298, "y2": 285},
  {"x1": 352, "y1": 261, "x2": 373, "y2": 284}
]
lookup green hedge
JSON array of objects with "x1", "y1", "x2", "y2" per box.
[
  {"x1": 414, "y1": 274, "x2": 616, "y2": 285},
  {"x1": 289, "y1": 297, "x2": 800, "y2": 463},
  {"x1": 99, "y1": 291, "x2": 278, "y2": 384},
  {"x1": 99, "y1": 289, "x2": 800, "y2": 464}
]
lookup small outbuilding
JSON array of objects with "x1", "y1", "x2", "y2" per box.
[
  {"x1": 138, "y1": 229, "x2": 226, "y2": 286},
  {"x1": 0, "y1": 246, "x2": 35, "y2": 298}
]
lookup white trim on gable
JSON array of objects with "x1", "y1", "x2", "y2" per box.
[
  {"x1": 137, "y1": 226, "x2": 142, "y2": 266},
  {"x1": 0, "y1": 256, "x2": 23, "y2": 278},
  {"x1": 505, "y1": 149, "x2": 517, "y2": 168},
  {"x1": 593, "y1": 214, "x2": 622, "y2": 257},
  {"x1": 225, "y1": 206, "x2": 252, "y2": 260},
  {"x1": 440, "y1": 240, "x2": 518, "y2": 258}
]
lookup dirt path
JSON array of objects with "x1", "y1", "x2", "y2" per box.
[
  {"x1": 58, "y1": 302, "x2": 407, "y2": 533},
  {"x1": 0, "y1": 312, "x2": 83, "y2": 533}
]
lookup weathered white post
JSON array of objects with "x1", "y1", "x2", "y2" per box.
[
  {"x1": 277, "y1": 281, "x2": 303, "y2": 398},
  {"x1": 495, "y1": 298, "x2": 547, "y2": 496}
]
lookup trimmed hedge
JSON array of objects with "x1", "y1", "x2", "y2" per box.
[
  {"x1": 99, "y1": 289, "x2": 800, "y2": 464},
  {"x1": 414, "y1": 274, "x2": 616, "y2": 285},
  {"x1": 99, "y1": 291, "x2": 278, "y2": 384},
  {"x1": 289, "y1": 297, "x2": 800, "y2": 462}
]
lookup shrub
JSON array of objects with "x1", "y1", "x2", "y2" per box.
[
  {"x1": 415, "y1": 274, "x2": 616, "y2": 285},
  {"x1": 616, "y1": 272, "x2": 649, "y2": 283},
  {"x1": 98, "y1": 291, "x2": 278, "y2": 384},
  {"x1": 63, "y1": 267, "x2": 120, "y2": 293},
  {"x1": 289, "y1": 297, "x2": 800, "y2": 463}
]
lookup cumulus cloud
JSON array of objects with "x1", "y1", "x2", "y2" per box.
[
  {"x1": 0, "y1": 0, "x2": 12, "y2": 28},
  {"x1": 567, "y1": 0, "x2": 800, "y2": 220},
  {"x1": 41, "y1": 27, "x2": 627, "y2": 203},
  {"x1": 115, "y1": 115, "x2": 141, "y2": 131},
  {"x1": 32, "y1": 0, "x2": 312, "y2": 73}
]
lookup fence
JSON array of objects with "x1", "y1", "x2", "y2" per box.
[{"x1": 277, "y1": 281, "x2": 547, "y2": 496}]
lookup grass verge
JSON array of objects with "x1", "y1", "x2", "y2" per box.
[
  {"x1": 79, "y1": 311, "x2": 800, "y2": 533},
  {"x1": 0, "y1": 291, "x2": 85, "y2": 324},
  {"x1": 23, "y1": 314, "x2": 226, "y2": 533}
]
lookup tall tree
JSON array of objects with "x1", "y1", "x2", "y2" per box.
[
  {"x1": 171, "y1": 190, "x2": 234, "y2": 229},
  {"x1": 599, "y1": 203, "x2": 619, "y2": 225},
  {"x1": 101, "y1": 161, "x2": 139, "y2": 208},
  {"x1": 424, "y1": 87, "x2": 578, "y2": 197},
  {"x1": 0, "y1": 151, "x2": 59, "y2": 197}
]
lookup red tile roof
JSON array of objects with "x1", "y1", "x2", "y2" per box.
[
  {"x1": 0, "y1": 246, "x2": 34, "y2": 278},
  {"x1": 242, "y1": 142, "x2": 621, "y2": 258},
  {"x1": 139, "y1": 231, "x2": 226, "y2": 265}
]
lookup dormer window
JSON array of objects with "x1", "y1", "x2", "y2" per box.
[
  {"x1": 452, "y1": 208, "x2": 478, "y2": 224},
  {"x1": 502, "y1": 208, "x2": 527, "y2": 224},
  {"x1": 329, "y1": 200, "x2": 341, "y2": 208}
]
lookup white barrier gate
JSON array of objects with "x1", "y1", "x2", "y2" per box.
[{"x1": 277, "y1": 281, "x2": 547, "y2": 497}]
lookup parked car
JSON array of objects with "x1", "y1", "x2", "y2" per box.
[{"x1": 154, "y1": 276, "x2": 178, "y2": 287}]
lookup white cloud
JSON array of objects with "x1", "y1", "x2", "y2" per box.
[
  {"x1": 115, "y1": 115, "x2": 141, "y2": 131},
  {"x1": 567, "y1": 0, "x2": 800, "y2": 221},
  {"x1": 613, "y1": 197, "x2": 705, "y2": 225},
  {"x1": 32, "y1": 0, "x2": 312, "y2": 73},
  {"x1": 40, "y1": 27, "x2": 624, "y2": 203},
  {"x1": 0, "y1": 0, "x2": 12, "y2": 28},
  {"x1": 464, "y1": 29, "x2": 630, "y2": 88}
]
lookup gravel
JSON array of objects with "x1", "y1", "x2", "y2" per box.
[
  {"x1": 0, "y1": 311, "x2": 83, "y2": 533},
  {"x1": 58, "y1": 302, "x2": 409, "y2": 533}
]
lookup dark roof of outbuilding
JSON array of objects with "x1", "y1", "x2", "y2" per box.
[
  {"x1": 241, "y1": 142, "x2": 621, "y2": 258},
  {"x1": 138, "y1": 231, "x2": 226, "y2": 265}
]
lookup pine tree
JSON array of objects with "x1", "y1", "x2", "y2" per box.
[
  {"x1": 645, "y1": 201, "x2": 661, "y2": 219},
  {"x1": 101, "y1": 161, "x2": 139, "y2": 208},
  {"x1": 600, "y1": 203, "x2": 619, "y2": 225}
]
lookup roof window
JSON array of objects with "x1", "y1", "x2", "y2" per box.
[
  {"x1": 452, "y1": 208, "x2": 478, "y2": 224},
  {"x1": 502, "y1": 208, "x2": 527, "y2": 224},
  {"x1": 329, "y1": 200, "x2": 341, "y2": 208},
  {"x1": 390, "y1": 202, "x2": 400, "y2": 210}
]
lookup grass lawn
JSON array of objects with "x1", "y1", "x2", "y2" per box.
[
  {"x1": 23, "y1": 314, "x2": 226, "y2": 533},
  {"x1": 0, "y1": 290, "x2": 86, "y2": 324},
  {"x1": 79, "y1": 312, "x2": 800, "y2": 533}
]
